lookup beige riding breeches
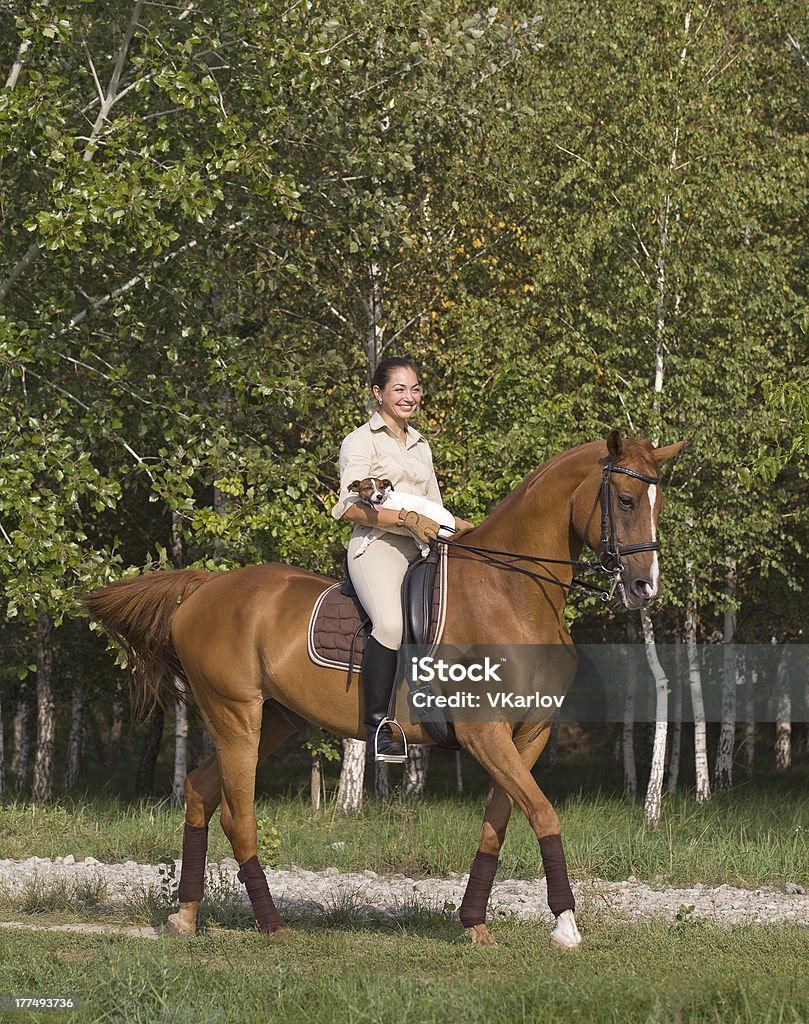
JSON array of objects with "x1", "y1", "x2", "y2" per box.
[{"x1": 347, "y1": 529, "x2": 420, "y2": 650}]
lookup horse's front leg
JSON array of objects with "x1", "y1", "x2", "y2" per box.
[
  {"x1": 459, "y1": 780, "x2": 513, "y2": 946},
  {"x1": 459, "y1": 721, "x2": 581, "y2": 950}
]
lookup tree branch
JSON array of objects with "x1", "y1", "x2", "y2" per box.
[
  {"x1": 787, "y1": 33, "x2": 809, "y2": 70},
  {"x1": 4, "y1": 37, "x2": 31, "y2": 91},
  {"x1": 0, "y1": 3, "x2": 146, "y2": 305},
  {"x1": 83, "y1": 0, "x2": 146, "y2": 162}
]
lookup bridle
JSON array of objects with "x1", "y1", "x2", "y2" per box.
[
  {"x1": 593, "y1": 457, "x2": 661, "y2": 572},
  {"x1": 437, "y1": 457, "x2": 661, "y2": 603}
]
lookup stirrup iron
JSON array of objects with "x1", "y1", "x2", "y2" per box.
[{"x1": 374, "y1": 718, "x2": 408, "y2": 764}]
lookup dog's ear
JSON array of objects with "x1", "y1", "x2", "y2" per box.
[
  {"x1": 380, "y1": 479, "x2": 393, "y2": 490},
  {"x1": 348, "y1": 480, "x2": 361, "y2": 493}
]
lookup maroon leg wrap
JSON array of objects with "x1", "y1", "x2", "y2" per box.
[
  {"x1": 177, "y1": 824, "x2": 208, "y2": 903},
  {"x1": 237, "y1": 856, "x2": 285, "y2": 933},
  {"x1": 539, "y1": 833, "x2": 575, "y2": 916},
  {"x1": 459, "y1": 851, "x2": 499, "y2": 927}
]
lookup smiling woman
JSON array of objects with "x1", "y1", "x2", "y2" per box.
[{"x1": 331, "y1": 357, "x2": 472, "y2": 760}]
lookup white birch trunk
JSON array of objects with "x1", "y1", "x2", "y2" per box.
[
  {"x1": 336, "y1": 739, "x2": 365, "y2": 814},
  {"x1": 639, "y1": 13, "x2": 691, "y2": 824},
  {"x1": 63, "y1": 679, "x2": 86, "y2": 791},
  {"x1": 32, "y1": 614, "x2": 56, "y2": 802},
  {"x1": 623, "y1": 621, "x2": 638, "y2": 797},
  {"x1": 774, "y1": 648, "x2": 791, "y2": 770},
  {"x1": 713, "y1": 564, "x2": 737, "y2": 792},
  {"x1": 641, "y1": 610, "x2": 669, "y2": 829},
  {"x1": 374, "y1": 760, "x2": 391, "y2": 798},
  {"x1": 365, "y1": 262, "x2": 385, "y2": 377},
  {"x1": 172, "y1": 681, "x2": 188, "y2": 807},
  {"x1": 170, "y1": 511, "x2": 187, "y2": 806},
  {"x1": 666, "y1": 638, "x2": 683, "y2": 794},
  {"x1": 11, "y1": 682, "x2": 32, "y2": 792},
  {"x1": 403, "y1": 745, "x2": 430, "y2": 798},
  {"x1": 4, "y1": 37, "x2": 31, "y2": 93},
  {"x1": 311, "y1": 755, "x2": 323, "y2": 814},
  {"x1": 685, "y1": 586, "x2": 711, "y2": 803},
  {"x1": 742, "y1": 653, "x2": 755, "y2": 779}
]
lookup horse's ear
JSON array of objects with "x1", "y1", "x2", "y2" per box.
[
  {"x1": 607, "y1": 429, "x2": 623, "y2": 460},
  {"x1": 348, "y1": 480, "x2": 361, "y2": 492},
  {"x1": 653, "y1": 439, "x2": 689, "y2": 465}
]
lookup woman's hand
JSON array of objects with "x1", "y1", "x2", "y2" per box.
[
  {"x1": 452, "y1": 517, "x2": 475, "y2": 537},
  {"x1": 397, "y1": 509, "x2": 440, "y2": 545}
]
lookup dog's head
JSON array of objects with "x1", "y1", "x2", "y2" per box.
[{"x1": 348, "y1": 477, "x2": 394, "y2": 510}]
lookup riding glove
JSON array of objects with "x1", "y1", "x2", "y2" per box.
[
  {"x1": 398, "y1": 509, "x2": 440, "y2": 545},
  {"x1": 452, "y1": 517, "x2": 476, "y2": 537}
]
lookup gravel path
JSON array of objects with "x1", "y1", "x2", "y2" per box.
[{"x1": 0, "y1": 856, "x2": 807, "y2": 929}]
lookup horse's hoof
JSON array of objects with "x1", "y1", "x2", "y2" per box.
[
  {"x1": 466, "y1": 924, "x2": 497, "y2": 947},
  {"x1": 165, "y1": 913, "x2": 196, "y2": 937},
  {"x1": 549, "y1": 909, "x2": 582, "y2": 949}
]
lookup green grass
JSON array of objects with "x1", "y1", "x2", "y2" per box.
[
  {"x1": 1, "y1": 784, "x2": 807, "y2": 889},
  {"x1": 0, "y1": 917, "x2": 806, "y2": 1024}
]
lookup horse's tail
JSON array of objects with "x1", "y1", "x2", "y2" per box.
[{"x1": 82, "y1": 569, "x2": 212, "y2": 718}]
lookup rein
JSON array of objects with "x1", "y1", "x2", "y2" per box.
[{"x1": 437, "y1": 457, "x2": 661, "y2": 602}]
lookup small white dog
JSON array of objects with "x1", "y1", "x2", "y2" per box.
[{"x1": 348, "y1": 477, "x2": 456, "y2": 557}]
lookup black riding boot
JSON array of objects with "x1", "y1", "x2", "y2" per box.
[{"x1": 362, "y1": 635, "x2": 405, "y2": 760}]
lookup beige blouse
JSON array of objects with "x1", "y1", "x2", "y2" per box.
[{"x1": 331, "y1": 411, "x2": 442, "y2": 534}]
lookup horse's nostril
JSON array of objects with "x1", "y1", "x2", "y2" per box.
[{"x1": 631, "y1": 579, "x2": 655, "y2": 600}]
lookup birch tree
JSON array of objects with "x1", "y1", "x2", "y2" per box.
[
  {"x1": 685, "y1": 585, "x2": 711, "y2": 803},
  {"x1": 713, "y1": 564, "x2": 738, "y2": 791}
]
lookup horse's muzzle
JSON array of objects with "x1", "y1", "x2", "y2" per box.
[{"x1": 623, "y1": 575, "x2": 658, "y2": 609}]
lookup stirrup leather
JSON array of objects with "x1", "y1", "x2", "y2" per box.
[{"x1": 373, "y1": 718, "x2": 408, "y2": 764}]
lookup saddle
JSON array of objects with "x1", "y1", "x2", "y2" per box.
[{"x1": 307, "y1": 544, "x2": 459, "y2": 748}]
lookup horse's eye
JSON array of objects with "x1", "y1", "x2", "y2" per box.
[{"x1": 618, "y1": 495, "x2": 634, "y2": 510}]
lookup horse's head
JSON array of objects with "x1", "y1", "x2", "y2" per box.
[{"x1": 572, "y1": 430, "x2": 687, "y2": 610}]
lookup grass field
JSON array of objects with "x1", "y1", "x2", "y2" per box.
[
  {"x1": 1, "y1": 762, "x2": 807, "y2": 1023},
  {"x1": 0, "y1": 915, "x2": 807, "y2": 1024}
]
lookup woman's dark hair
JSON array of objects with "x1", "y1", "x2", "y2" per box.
[{"x1": 372, "y1": 357, "x2": 418, "y2": 391}]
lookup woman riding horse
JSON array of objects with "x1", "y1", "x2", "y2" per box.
[
  {"x1": 83, "y1": 426, "x2": 685, "y2": 947},
  {"x1": 333, "y1": 356, "x2": 473, "y2": 759}
]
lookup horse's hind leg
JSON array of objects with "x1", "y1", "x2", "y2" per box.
[
  {"x1": 167, "y1": 702, "x2": 299, "y2": 936},
  {"x1": 165, "y1": 750, "x2": 221, "y2": 936}
]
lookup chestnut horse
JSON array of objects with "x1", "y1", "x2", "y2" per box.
[{"x1": 84, "y1": 430, "x2": 684, "y2": 948}]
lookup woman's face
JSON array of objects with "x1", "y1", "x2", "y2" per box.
[{"x1": 374, "y1": 367, "x2": 422, "y2": 423}]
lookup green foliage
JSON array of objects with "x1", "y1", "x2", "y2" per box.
[
  {"x1": 0, "y1": 0, "x2": 805, "y2": 716},
  {"x1": 304, "y1": 733, "x2": 342, "y2": 763},
  {"x1": 255, "y1": 816, "x2": 281, "y2": 870}
]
